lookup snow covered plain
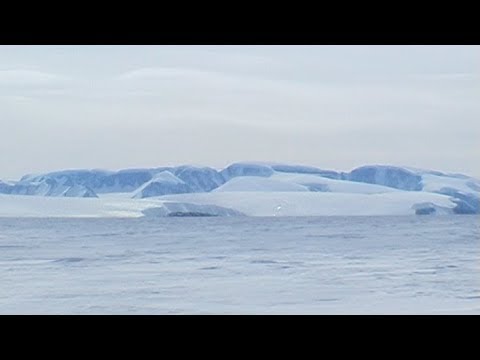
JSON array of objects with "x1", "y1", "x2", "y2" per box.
[
  {"x1": 0, "y1": 162, "x2": 479, "y2": 217},
  {"x1": 0, "y1": 190, "x2": 458, "y2": 217},
  {"x1": 0, "y1": 216, "x2": 478, "y2": 314}
]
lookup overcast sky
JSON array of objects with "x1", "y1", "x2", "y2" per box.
[{"x1": 0, "y1": 45, "x2": 478, "y2": 180}]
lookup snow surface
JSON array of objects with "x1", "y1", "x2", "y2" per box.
[
  {"x1": 0, "y1": 194, "x2": 148, "y2": 218},
  {"x1": 0, "y1": 190, "x2": 459, "y2": 218},
  {"x1": 213, "y1": 176, "x2": 310, "y2": 192},
  {"x1": 270, "y1": 172, "x2": 402, "y2": 194},
  {"x1": 1, "y1": 216, "x2": 478, "y2": 314},
  {"x1": 159, "y1": 191, "x2": 457, "y2": 217}
]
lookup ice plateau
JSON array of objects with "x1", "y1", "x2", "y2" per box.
[{"x1": 1, "y1": 162, "x2": 479, "y2": 217}]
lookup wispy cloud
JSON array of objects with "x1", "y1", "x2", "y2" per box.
[
  {"x1": 0, "y1": 69, "x2": 69, "y2": 86},
  {"x1": 117, "y1": 67, "x2": 215, "y2": 80},
  {"x1": 414, "y1": 72, "x2": 479, "y2": 81},
  {"x1": 0, "y1": 46, "x2": 479, "y2": 179}
]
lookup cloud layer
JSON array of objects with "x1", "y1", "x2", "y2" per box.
[{"x1": 0, "y1": 45, "x2": 478, "y2": 180}]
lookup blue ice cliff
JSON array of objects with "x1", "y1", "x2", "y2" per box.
[{"x1": 1, "y1": 163, "x2": 479, "y2": 214}]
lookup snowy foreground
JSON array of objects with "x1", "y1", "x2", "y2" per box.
[
  {"x1": 1, "y1": 216, "x2": 478, "y2": 314},
  {"x1": 0, "y1": 162, "x2": 479, "y2": 217}
]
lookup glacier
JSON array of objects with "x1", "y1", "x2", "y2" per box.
[{"x1": 0, "y1": 162, "x2": 479, "y2": 217}]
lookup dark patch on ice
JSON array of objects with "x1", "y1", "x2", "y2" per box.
[
  {"x1": 169, "y1": 256, "x2": 199, "y2": 263},
  {"x1": 305, "y1": 233, "x2": 364, "y2": 240},
  {"x1": 250, "y1": 259, "x2": 278, "y2": 264},
  {"x1": 0, "y1": 245, "x2": 26, "y2": 249},
  {"x1": 411, "y1": 270, "x2": 437, "y2": 275},
  {"x1": 304, "y1": 183, "x2": 330, "y2": 192},
  {"x1": 145, "y1": 250, "x2": 172, "y2": 255},
  {"x1": 208, "y1": 255, "x2": 227, "y2": 260},
  {"x1": 306, "y1": 234, "x2": 329, "y2": 238},
  {"x1": 199, "y1": 266, "x2": 221, "y2": 270},
  {"x1": 434, "y1": 264, "x2": 458, "y2": 270},
  {"x1": 315, "y1": 298, "x2": 340, "y2": 302},
  {"x1": 458, "y1": 295, "x2": 480, "y2": 300},
  {"x1": 434, "y1": 188, "x2": 480, "y2": 214},
  {"x1": 402, "y1": 282, "x2": 421, "y2": 288},
  {"x1": 104, "y1": 254, "x2": 127, "y2": 258},
  {"x1": 415, "y1": 207, "x2": 436, "y2": 215},
  {"x1": 81, "y1": 232, "x2": 120, "y2": 238},
  {"x1": 452, "y1": 199, "x2": 479, "y2": 214},
  {"x1": 53, "y1": 257, "x2": 85, "y2": 264},
  {"x1": 104, "y1": 253, "x2": 133, "y2": 260},
  {"x1": 168, "y1": 212, "x2": 218, "y2": 217}
]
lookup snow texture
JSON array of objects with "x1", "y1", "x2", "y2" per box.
[{"x1": 0, "y1": 216, "x2": 478, "y2": 314}]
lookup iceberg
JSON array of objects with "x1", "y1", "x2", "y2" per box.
[{"x1": 1, "y1": 162, "x2": 479, "y2": 216}]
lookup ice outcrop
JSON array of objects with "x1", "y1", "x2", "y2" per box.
[
  {"x1": 133, "y1": 171, "x2": 192, "y2": 198},
  {"x1": 17, "y1": 166, "x2": 226, "y2": 196},
  {"x1": 433, "y1": 187, "x2": 480, "y2": 215},
  {"x1": 8, "y1": 177, "x2": 98, "y2": 198},
  {"x1": 269, "y1": 164, "x2": 341, "y2": 179},
  {"x1": 346, "y1": 165, "x2": 423, "y2": 191},
  {"x1": 221, "y1": 163, "x2": 274, "y2": 181},
  {"x1": 411, "y1": 202, "x2": 453, "y2": 215},
  {"x1": 173, "y1": 166, "x2": 225, "y2": 192},
  {"x1": 22, "y1": 169, "x2": 155, "y2": 194},
  {"x1": 0, "y1": 180, "x2": 13, "y2": 194},
  {"x1": 142, "y1": 202, "x2": 244, "y2": 217}
]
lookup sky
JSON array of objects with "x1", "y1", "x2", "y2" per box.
[{"x1": 0, "y1": 45, "x2": 478, "y2": 180}]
